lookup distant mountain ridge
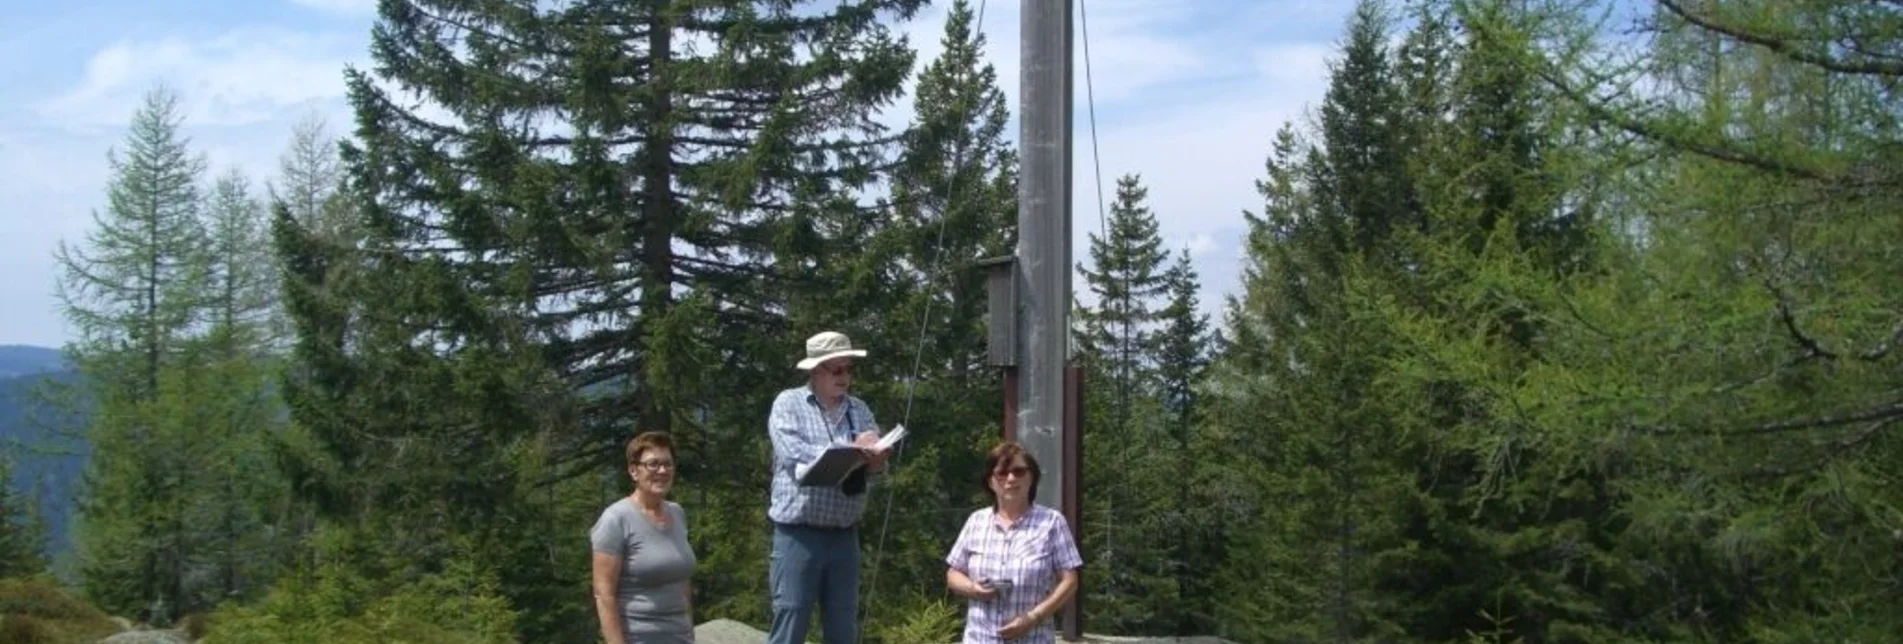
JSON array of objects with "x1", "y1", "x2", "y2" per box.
[{"x1": 0, "y1": 345, "x2": 66, "y2": 379}]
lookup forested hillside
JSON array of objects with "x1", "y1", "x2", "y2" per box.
[
  {"x1": 2, "y1": 0, "x2": 1899, "y2": 642},
  {"x1": 0, "y1": 346, "x2": 83, "y2": 569}
]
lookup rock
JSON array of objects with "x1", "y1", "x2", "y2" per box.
[
  {"x1": 694, "y1": 618, "x2": 768, "y2": 644},
  {"x1": 97, "y1": 629, "x2": 190, "y2": 644}
]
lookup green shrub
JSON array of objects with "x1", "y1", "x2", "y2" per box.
[
  {"x1": 0, "y1": 576, "x2": 123, "y2": 643},
  {"x1": 867, "y1": 591, "x2": 962, "y2": 644},
  {"x1": 0, "y1": 614, "x2": 58, "y2": 644},
  {"x1": 200, "y1": 556, "x2": 517, "y2": 644}
]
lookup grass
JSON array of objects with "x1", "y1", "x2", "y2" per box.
[{"x1": 0, "y1": 576, "x2": 124, "y2": 644}]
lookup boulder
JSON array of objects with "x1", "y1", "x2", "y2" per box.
[
  {"x1": 694, "y1": 618, "x2": 769, "y2": 644},
  {"x1": 97, "y1": 629, "x2": 190, "y2": 644}
]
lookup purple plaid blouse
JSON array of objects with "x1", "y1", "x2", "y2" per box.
[{"x1": 944, "y1": 504, "x2": 1083, "y2": 644}]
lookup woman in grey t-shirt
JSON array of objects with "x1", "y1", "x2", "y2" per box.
[{"x1": 592, "y1": 431, "x2": 698, "y2": 643}]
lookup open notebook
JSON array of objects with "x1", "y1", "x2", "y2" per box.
[{"x1": 797, "y1": 424, "x2": 908, "y2": 488}]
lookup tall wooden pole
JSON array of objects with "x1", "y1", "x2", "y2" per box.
[{"x1": 1018, "y1": 0, "x2": 1080, "y2": 639}]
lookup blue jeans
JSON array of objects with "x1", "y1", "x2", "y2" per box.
[{"x1": 768, "y1": 523, "x2": 861, "y2": 644}]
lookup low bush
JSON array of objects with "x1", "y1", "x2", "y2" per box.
[{"x1": 0, "y1": 576, "x2": 123, "y2": 643}]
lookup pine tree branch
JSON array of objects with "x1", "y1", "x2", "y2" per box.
[
  {"x1": 524, "y1": 133, "x2": 646, "y2": 148},
  {"x1": 1861, "y1": 318, "x2": 1903, "y2": 361},
  {"x1": 1735, "y1": 402, "x2": 1903, "y2": 436},
  {"x1": 1532, "y1": 65, "x2": 1840, "y2": 183},
  {"x1": 1769, "y1": 279, "x2": 1837, "y2": 360},
  {"x1": 534, "y1": 440, "x2": 621, "y2": 489},
  {"x1": 1745, "y1": 417, "x2": 1898, "y2": 479},
  {"x1": 1655, "y1": 0, "x2": 1903, "y2": 77},
  {"x1": 674, "y1": 253, "x2": 771, "y2": 277},
  {"x1": 404, "y1": 3, "x2": 580, "y2": 59},
  {"x1": 528, "y1": 272, "x2": 629, "y2": 301}
]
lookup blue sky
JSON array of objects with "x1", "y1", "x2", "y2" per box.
[{"x1": 0, "y1": 0, "x2": 1358, "y2": 347}]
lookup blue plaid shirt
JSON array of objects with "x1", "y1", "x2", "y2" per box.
[{"x1": 767, "y1": 385, "x2": 883, "y2": 528}]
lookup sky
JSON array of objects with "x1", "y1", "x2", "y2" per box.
[{"x1": 0, "y1": 0, "x2": 1356, "y2": 348}]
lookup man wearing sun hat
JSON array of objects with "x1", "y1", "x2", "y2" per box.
[{"x1": 765, "y1": 331, "x2": 893, "y2": 644}]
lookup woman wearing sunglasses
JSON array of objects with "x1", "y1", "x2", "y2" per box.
[
  {"x1": 591, "y1": 431, "x2": 697, "y2": 643},
  {"x1": 944, "y1": 441, "x2": 1083, "y2": 643}
]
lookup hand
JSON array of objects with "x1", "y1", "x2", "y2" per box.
[
  {"x1": 854, "y1": 431, "x2": 890, "y2": 468},
  {"x1": 999, "y1": 613, "x2": 1035, "y2": 639},
  {"x1": 965, "y1": 579, "x2": 998, "y2": 601}
]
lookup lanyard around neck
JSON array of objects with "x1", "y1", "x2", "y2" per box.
[{"x1": 819, "y1": 398, "x2": 855, "y2": 437}]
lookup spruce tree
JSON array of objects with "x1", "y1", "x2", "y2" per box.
[
  {"x1": 1206, "y1": 3, "x2": 1423, "y2": 639},
  {"x1": 1073, "y1": 173, "x2": 1179, "y2": 632},
  {"x1": 1153, "y1": 248, "x2": 1217, "y2": 632},
  {"x1": 1076, "y1": 174, "x2": 1169, "y2": 425},
  {"x1": 280, "y1": 1, "x2": 927, "y2": 638},
  {"x1": 852, "y1": 0, "x2": 1017, "y2": 629},
  {"x1": 1155, "y1": 249, "x2": 1209, "y2": 435}
]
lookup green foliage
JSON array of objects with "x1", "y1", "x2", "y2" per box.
[
  {"x1": 75, "y1": 353, "x2": 287, "y2": 624},
  {"x1": 52, "y1": 86, "x2": 210, "y2": 412},
  {"x1": 842, "y1": 1, "x2": 1019, "y2": 633},
  {"x1": 278, "y1": 2, "x2": 934, "y2": 638},
  {"x1": 53, "y1": 86, "x2": 292, "y2": 626},
  {"x1": 866, "y1": 590, "x2": 962, "y2": 644},
  {"x1": 1071, "y1": 171, "x2": 1201, "y2": 634},
  {"x1": 1197, "y1": 0, "x2": 1903, "y2": 640},
  {"x1": 36, "y1": 0, "x2": 1903, "y2": 641},
  {"x1": 200, "y1": 550, "x2": 516, "y2": 644},
  {"x1": 204, "y1": 168, "x2": 280, "y2": 352},
  {"x1": 0, "y1": 456, "x2": 48, "y2": 579},
  {"x1": 1077, "y1": 174, "x2": 1171, "y2": 403},
  {"x1": 0, "y1": 577, "x2": 121, "y2": 644}
]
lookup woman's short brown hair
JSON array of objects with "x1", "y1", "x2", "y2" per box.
[
  {"x1": 981, "y1": 441, "x2": 1041, "y2": 505},
  {"x1": 625, "y1": 431, "x2": 676, "y2": 468}
]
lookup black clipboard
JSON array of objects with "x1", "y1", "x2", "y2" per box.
[
  {"x1": 795, "y1": 424, "x2": 906, "y2": 489},
  {"x1": 798, "y1": 446, "x2": 872, "y2": 488}
]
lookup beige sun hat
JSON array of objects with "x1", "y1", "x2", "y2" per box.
[{"x1": 796, "y1": 331, "x2": 868, "y2": 370}]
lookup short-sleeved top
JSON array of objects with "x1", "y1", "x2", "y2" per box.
[
  {"x1": 944, "y1": 504, "x2": 1083, "y2": 644},
  {"x1": 590, "y1": 498, "x2": 696, "y2": 619},
  {"x1": 767, "y1": 385, "x2": 880, "y2": 528}
]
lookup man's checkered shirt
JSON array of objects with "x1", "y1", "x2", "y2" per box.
[{"x1": 767, "y1": 385, "x2": 881, "y2": 528}]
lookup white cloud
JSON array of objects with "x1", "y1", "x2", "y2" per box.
[
  {"x1": 0, "y1": 127, "x2": 114, "y2": 347},
  {"x1": 1065, "y1": 39, "x2": 1335, "y2": 320},
  {"x1": 1072, "y1": 0, "x2": 1225, "y2": 104},
  {"x1": 881, "y1": 2, "x2": 1340, "y2": 324},
  {"x1": 5, "y1": 21, "x2": 369, "y2": 345},
  {"x1": 289, "y1": 0, "x2": 377, "y2": 15},
  {"x1": 1180, "y1": 233, "x2": 1218, "y2": 258},
  {"x1": 34, "y1": 27, "x2": 363, "y2": 130},
  {"x1": 2, "y1": 2, "x2": 1350, "y2": 345}
]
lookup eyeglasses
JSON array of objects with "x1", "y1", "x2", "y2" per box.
[
  {"x1": 820, "y1": 364, "x2": 853, "y2": 376},
  {"x1": 991, "y1": 466, "x2": 1031, "y2": 480},
  {"x1": 638, "y1": 460, "x2": 675, "y2": 472}
]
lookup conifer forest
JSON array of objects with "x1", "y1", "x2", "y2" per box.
[{"x1": 3, "y1": 0, "x2": 1901, "y2": 642}]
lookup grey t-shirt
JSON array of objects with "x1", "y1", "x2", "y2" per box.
[{"x1": 590, "y1": 498, "x2": 696, "y2": 626}]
